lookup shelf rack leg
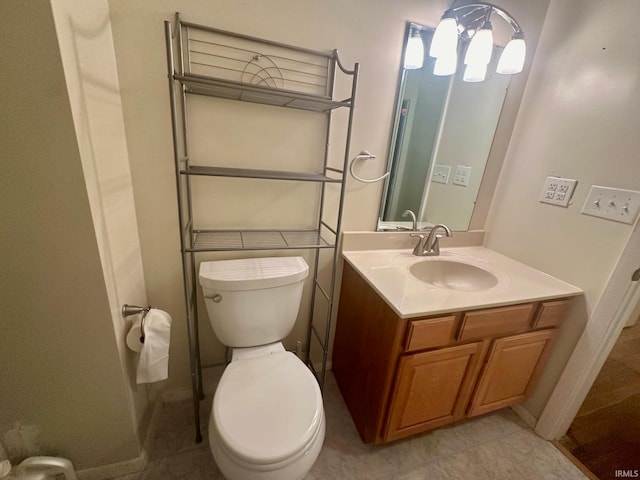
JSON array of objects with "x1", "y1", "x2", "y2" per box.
[{"x1": 165, "y1": 19, "x2": 202, "y2": 443}]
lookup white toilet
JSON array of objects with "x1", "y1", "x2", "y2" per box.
[{"x1": 198, "y1": 256, "x2": 325, "y2": 480}]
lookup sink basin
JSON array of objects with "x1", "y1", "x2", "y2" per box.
[{"x1": 409, "y1": 259, "x2": 499, "y2": 292}]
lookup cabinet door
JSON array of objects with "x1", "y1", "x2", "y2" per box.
[
  {"x1": 384, "y1": 342, "x2": 486, "y2": 442},
  {"x1": 468, "y1": 329, "x2": 557, "y2": 417}
]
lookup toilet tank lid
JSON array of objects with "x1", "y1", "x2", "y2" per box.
[{"x1": 199, "y1": 256, "x2": 308, "y2": 291}]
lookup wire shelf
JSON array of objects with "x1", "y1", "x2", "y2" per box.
[
  {"x1": 182, "y1": 165, "x2": 342, "y2": 182},
  {"x1": 190, "y1": 229, "x2": 334, "y2": 252},
  {"x1": 177, "y1": 21, "x2": 349, "y2": 112}
]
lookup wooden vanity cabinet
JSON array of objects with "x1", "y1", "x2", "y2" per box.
[
  {"x1": 467, "y1": 329, "x2": 556, "y2": 417},
  {"x1": 383, "y1": 341, "x2": 488, "y2": 442},
  {"x1": 333, "y1": 262, "x2": 572, "y2": 444}
]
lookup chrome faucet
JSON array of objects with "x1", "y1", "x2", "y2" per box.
[
  {"x1": 410, "y1": 224, "x2": 453, "y2": 256},
  {"x1": 402, "y1": 209, "x2": 417, "y2": 231}
]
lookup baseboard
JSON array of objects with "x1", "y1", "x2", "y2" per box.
[
  {"x1": 76, "y1": 452, "x2": 147, "y2": 480},
  {"x1": 510, "y1": 404, "x2": 537, "y2": 429},
  {"x1": 76, "y1": 397, "x2": 163, "y2": 480}
]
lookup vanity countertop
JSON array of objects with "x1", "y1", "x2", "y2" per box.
[{"x1": 342, "y1": 246, "x2": 583, "y2": 318}]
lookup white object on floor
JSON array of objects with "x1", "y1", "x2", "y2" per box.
[{"x1": 136, "y1": 309, "x2": 172, "y2": 384}]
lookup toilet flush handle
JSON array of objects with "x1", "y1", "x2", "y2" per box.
[{"x1": 206, "y1": 294, "x2": 222, "y2": 303}]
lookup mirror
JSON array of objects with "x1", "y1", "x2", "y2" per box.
[{"x1": 378, "y1": 23, "x2": 511, "y2": 231}]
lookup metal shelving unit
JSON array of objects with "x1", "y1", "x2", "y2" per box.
[{"x1": 164, "y1": 13, "x2": 358, "y2": 442}]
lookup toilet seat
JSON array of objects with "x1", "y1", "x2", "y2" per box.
[{"x1": 213, "y1": 351, "x2": 323, "y2": 466}]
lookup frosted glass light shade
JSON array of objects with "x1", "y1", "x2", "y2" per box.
[
  {"x1": 463, "y1": 63, "x2": 487, "y2": 82},
  {"x1": 464, "y1": 27, "x2": 494, "y2": 65},
  {"x1": 497, "y1": 37, "x2": 526, "y2": 74},
  {"x1": 404, "y1": 34, "x2": 424, "y2": 69},
  {"x1": 433, "y1": 50, "x2": 457, "y2": 76},
  {"x1": 429, "y1": 17, "x2": 458, "y2": 58}
]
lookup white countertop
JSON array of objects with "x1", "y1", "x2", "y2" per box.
[{"x1": 342, "y1": 246, "x2": 583, "y2": 318}]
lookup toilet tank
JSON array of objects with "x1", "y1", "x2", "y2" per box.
[{"x1": 198, "y1": 257, "x2": 309, "y2": 348}]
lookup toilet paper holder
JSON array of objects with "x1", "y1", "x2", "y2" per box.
[{"x1": 122, "y1": 304, "x2": 152, "y2": 343}]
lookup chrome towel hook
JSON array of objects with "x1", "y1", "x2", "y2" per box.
[{"x1": 122, "y1": 304, "x2": 152, "y2": 343}]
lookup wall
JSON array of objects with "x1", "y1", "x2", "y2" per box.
[
  {"x1": 50, "y1": 0, "x2": 153, "y2": 443},
  {"x1": 107, "y1": 0, "x2": 452, "y2": 392},
  {"x1": 485, "y1": 0, "x2": 640, "y2": 418},
  {"x1": 0, "y1": 0, "x2": 141, "y2": 471},
  {"x1": 107, "y1": 0, "x2": 550, "y2": 394}
]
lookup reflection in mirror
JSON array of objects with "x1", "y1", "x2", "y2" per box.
[{"x1": 379, "y1": 23, "x2": 511, "y2": 232}]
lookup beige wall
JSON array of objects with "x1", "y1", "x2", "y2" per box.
[
  {"x1": 107, "y1": 0, "x2": 450, "y2": 391},
  {"x1": 485, "y1": 0, "x2": 640, "y2": 418},
  {"x1": 50, "y1": 0, "x2": 153, "y2": 442},
  {"x1": 0, "y1": 0, "x2": 140, "y2": 471}
]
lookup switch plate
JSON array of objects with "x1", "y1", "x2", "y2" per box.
[
  {"x1": 432, "y1": 164, "x2": 451, "y2": 184},
  {"x1": 453, "y1": 165, "x2": 472, "y2": 187},
  {"x1": 581, "y1": 185, "x2": 640, "y2": 224},
  {"x1": 540, "y1": 176, "x2": 578, "y2": 207}
]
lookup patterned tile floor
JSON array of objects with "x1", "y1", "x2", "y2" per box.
[{"x1": 110, "y1": 373, "x2": 588, "y2": 479}]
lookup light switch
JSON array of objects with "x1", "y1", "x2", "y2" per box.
[
  {"x1": 453, "y1": 165, "x2": 472, "y2": 187},
  {"x1": 432, "y1": 164, "x2": 451, "y2": 184},
  {"x1": 540, "y1": 176, "x2": 578, "y2": 207},
  {"x1": 581, "y1": 185, "x2": 640, "y2": 224}
]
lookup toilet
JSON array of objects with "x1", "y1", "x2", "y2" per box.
[{"x1": 198, "y1": 256, "x2": 325, "y2": 480}]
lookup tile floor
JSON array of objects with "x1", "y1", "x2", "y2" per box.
[
  {"x1": 111, "y1": 373, "x2": 588, "y2": 479},
  {"x1": 560, "y1": 322, "x2": 640, "y2": 479}
]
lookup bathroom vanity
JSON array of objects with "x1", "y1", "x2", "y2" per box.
[{"x1": 332, "y1": 246, "x2": 582, "y2": 444}]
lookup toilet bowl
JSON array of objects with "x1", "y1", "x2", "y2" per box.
[{"x1": 199, "y1": 257, "x2": 325, "y2": 480}]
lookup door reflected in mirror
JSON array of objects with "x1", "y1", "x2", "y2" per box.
[{"x1": 379, "y1": 23, "x2": 510, "y2": 231}]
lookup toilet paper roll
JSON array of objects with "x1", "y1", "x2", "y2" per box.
[{"x1": 126, "y1": 317, "x2": 144, "y2": 353}]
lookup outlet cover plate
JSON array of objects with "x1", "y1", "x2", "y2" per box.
[
  {"x1": 540, "y1": 176, "x2": 578, "y2": 207},
  {"x1": 581, "y1": 185, "x2": 640, "y2": 224},
  {"x1": 432, "y1": 164, "x2": 451, "y2": 184},
  {"x1": 453, "y1": 165, "x2": 472, "y2": 187}
]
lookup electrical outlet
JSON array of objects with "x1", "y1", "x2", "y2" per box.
[
  {"x1": 540, "y1": 176, "x2": 578, "y2": 207},
  {"x1": 581, "y1": 185, "x2": 640, "y2": 224},
  {"x1": 432, "y1": 164, "x2": 451, "y2": 184},
  {"x1": 452, "y1": 165, "x2": 472, "y2": 187}
]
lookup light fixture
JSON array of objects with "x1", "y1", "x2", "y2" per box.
[
  {"x1": 434, "y1": 50, "x2": 458, "y2": 76},
  {"x1": 464, "y1": 22, "x2": 493, "y2": 66},
  {"x1": 404, "y1": 26, "x2": 424, "y2": 70},
  {"x1": 497, "y1": 32, "x2": 526, "y2": 74},
  {"x1": 463, "y1": 63, "x2": 487, "y2": 82},
  {"x1": 429, "y1": 13, "x2": 458, "y2": 59},
  {"x1": 427, "y1": 2, "x2": 526, "y2": 82}
]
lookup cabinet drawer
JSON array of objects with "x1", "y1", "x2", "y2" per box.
[
  {"x1": 405, "y1": 315, "x2": 457, "y2": 352},
  {"x1": 531, "y1": 299, "x2": 571, "y2": 329},
  {"x1": 457, "y1": 303, "x2": 535, "y2": 341}
]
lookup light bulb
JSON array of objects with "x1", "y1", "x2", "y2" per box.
[
  {"x1": 497, "y1": 36, "x2": 526, "y2": 74},
  {"x1": 404, "y1": 33, "x2": 424, "y2": 70},
  {"x1": 463, "y1": 63, "x2": 487, "y2": 82},
  {"x1": 433, "y1": 50, "x2": 457, "y2": 76},
  {"x1": 464, "y1": 25, "x2": 494, "y2": 66},
  {"x1": 429, "y1": 16, "x2": 458, "y2": 58}
]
